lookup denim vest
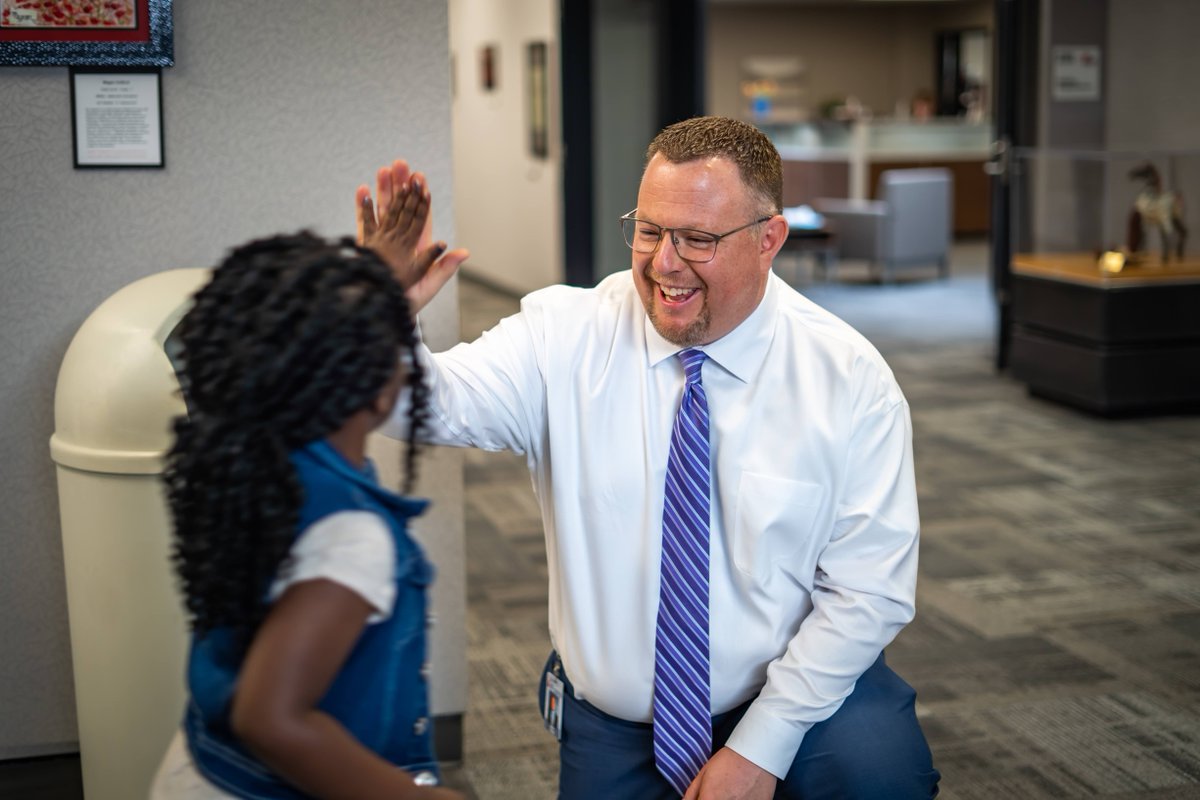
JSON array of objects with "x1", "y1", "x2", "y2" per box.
[{"x1": 183, "y1": 440, "x2": 438, "y2": 798}]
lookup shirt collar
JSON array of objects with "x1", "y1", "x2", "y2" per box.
[
  {"x1": 297, "y1": 439, "x2": 430, "y2": 517},
  {"x1": 644, "y1": 272, "x2": 778, "y2": 384}
]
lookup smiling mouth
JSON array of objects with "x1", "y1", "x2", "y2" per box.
[{"x1": 659, "y1": 285, "x2": 699, "y2": 304}]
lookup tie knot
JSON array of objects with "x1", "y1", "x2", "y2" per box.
[{"x1": 677, "y1": 349, "x2": 706, "y2": 385}]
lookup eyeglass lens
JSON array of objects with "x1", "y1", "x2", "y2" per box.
[{"x1": 621, "y1": 218, "x2": 718, "y2": 262}]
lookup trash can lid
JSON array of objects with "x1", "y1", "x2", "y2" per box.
[{"x1": 50, "y1": 268, "x2": 211, "y2": 475}]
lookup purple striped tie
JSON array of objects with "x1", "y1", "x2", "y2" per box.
[{"x1": 653, "y1": 348, "x2": 712, "y2": 796}]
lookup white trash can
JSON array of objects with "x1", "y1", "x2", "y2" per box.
[{"x1": 49, "y1": 268, "x2": 210, "y2": 800}]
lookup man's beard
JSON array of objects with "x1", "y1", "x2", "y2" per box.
[{"x1": 646, "y1": 300, "x2": 711, "y2": 347}]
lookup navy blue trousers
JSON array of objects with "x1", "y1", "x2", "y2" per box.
[{"x1": 538, "y1": 651, "x2": 939, "y2": 800}]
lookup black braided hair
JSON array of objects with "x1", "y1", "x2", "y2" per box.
[{"x1": 162, "y1": 231, "x2": 430, "y2": 644}]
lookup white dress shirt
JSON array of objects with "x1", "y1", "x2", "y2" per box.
[{"x1": 394, "y1": 270, "x2": 919, "y2": 778}]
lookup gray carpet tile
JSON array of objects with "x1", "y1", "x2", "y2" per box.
[{"x1": 443, "y1": 245, "x2": 1200, "y2": 799}]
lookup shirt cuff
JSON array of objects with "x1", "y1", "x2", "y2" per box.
[{"x1": 723, "y1": 700, "x2": 811, "y2": 780}]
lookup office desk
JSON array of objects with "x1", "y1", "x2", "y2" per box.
[{"x1": 778, "y1": 226, "x2": 837, "y2": 283}]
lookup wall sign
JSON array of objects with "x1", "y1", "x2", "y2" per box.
[
  {"x1": 1051, "y1": 45, "x2": 1101, "y2": 102},
  {"x1": 71, "y1": 67, "x2": 164, "y2": 168}
]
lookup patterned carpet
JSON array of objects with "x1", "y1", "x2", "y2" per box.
[{"x1": 442, "y1": 245, "x2": 1200, "y2": 800}]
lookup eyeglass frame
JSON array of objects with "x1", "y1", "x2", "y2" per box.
[{"x1": 619, "y1": 208, "x2": 774, "y2": 264}]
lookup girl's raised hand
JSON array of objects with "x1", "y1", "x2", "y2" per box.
[{"x1": 356, "y1": 160, "x2": 468, "y2": 314}]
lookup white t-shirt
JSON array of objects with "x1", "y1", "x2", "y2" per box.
[{"x1": 150, "y1": 510, "x2": 394, "y2": 799}]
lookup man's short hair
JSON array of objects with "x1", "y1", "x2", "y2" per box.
[{"x1": 646, "y1": 116, "x2": 783, "y2": 215}]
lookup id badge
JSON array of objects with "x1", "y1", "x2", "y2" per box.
[{"x1": 543, "y1": 671, "x2": 565, "y2": 740}]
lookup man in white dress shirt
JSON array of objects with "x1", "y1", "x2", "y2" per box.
[{"x1": 360, "y1": 116, "x2": 939, "y2": 800}]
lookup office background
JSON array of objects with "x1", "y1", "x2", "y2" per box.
[{"x1": 2, "y1": 0, "x2": 1199, "y2": 797}]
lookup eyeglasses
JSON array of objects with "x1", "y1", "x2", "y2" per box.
[{"x1": 619, "y1": 209, "x2": 772, "y2": 263}]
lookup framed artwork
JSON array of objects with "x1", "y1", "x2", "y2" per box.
[
  {"x1": 0, "y1": 0, "x2": 173, "y2": 67},
  {"x1": 480, "y1": 44, "x2": 496, "y2": 91},
  {"x1": 70, "y1": 66, "x2": 163, "y2": 167},
  {"x1": 527, "y1": 42, "x2": 548, "y2": 159}
]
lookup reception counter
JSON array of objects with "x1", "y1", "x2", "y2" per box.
[{"x1": 770, "y1": 119, "x2": 991, "y2": 235}]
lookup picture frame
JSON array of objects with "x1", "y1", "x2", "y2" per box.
[
  {"x1": 527, "y1": 42, "x2": 548, "y2": 159},
  {"x1": 480, "y1": 44, "x2": 496, "y2": 91},
  {"x1": 0, "y1": 0, "x2": 173, "y2": 67},
  {"x1": 70, "y1": 66, "x2": 164, "y2": 168}
]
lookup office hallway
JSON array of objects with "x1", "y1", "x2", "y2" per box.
[{"x1": 444, "y1": 243, "x2": 1200, "y2": 799}]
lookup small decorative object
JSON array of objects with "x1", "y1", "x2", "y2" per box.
[
  {"x1": 740, "y1": 56, "x2": 805, "y2": 123},
  {"x1": 1126, "y1": 162, "x2": 1188, "y2": 264},
  {"x1": 910, "y1": 89, "x2": 935, "y2": 121},
  {"x1": 1097, "y1": 249, "x2": 1128, "y2": 274}
]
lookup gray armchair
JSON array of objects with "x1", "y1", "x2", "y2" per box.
[{"x1": 815, "y1": 168, "x2": 953, "y2": 283}]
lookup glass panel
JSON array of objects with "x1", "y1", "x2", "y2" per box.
[{"x1": 1010, "y1": 147, "x2": 1200, "y2": 268}]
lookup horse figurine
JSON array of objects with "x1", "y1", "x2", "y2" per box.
[{"x1": 1126, "y1": 163, "x2": 1187, "y2": 264}]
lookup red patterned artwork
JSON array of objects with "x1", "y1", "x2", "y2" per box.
[{"x1": 1, "y1": 0, "x2": 136, "y2": 29}]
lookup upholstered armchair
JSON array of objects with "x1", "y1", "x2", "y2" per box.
[{"x1": 815, "y1": 168, "x2": 953, "y2": 283}]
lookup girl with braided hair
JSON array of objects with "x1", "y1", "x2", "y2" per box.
[{"x1": 152, "y1": 226, "x2": 462, "y2": 799}]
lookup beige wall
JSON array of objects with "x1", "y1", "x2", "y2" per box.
[
  {"x1": 706, "y1": 1, "x2": 993, "y2": 122},
  {"x1": 450, "y1": 0, "x2": 563, "y2": 294},
  {"x1": 0, "y1": 0, "x2": 464, "y2": 758}
]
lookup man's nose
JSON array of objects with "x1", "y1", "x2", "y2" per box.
[{"x1": 652, "y1": 232, "x2": 683, "y2": 272}]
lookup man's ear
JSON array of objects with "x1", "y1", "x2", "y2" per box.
[{"x1": 759, "y1": 214, "x2": 790, "y2": 265}]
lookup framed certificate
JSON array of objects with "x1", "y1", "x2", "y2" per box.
[
  {"x1": 0, "y1": 0, "x2": 172, "y2": 67},
  {"x1": 71, "y1": 67, "x2": 164, "y2": 168}
]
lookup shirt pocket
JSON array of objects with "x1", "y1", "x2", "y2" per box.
[{"x1": 732, "y1": 473, "x2": 827, "y2": 584}]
